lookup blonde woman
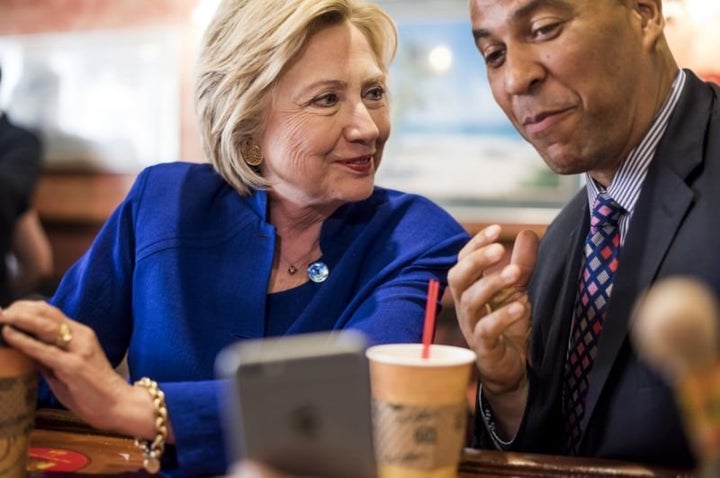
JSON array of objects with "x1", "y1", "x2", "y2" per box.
[{"x1": 0, "y1": 0, "x2": 468, "y2": 476}]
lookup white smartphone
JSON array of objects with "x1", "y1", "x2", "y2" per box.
[{"x1": 215, "y1": 331, "x2": 377, "y2": 478}]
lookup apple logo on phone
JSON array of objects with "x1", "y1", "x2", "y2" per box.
[{"x1": 288, "y1": 404, "x2": 320, "y2": 440}]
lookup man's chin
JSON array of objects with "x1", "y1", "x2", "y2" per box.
[{"x1": 539, "y1": 155, "x2": 585, "y2": 176}]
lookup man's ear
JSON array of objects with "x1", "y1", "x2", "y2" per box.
[{"x1": 633, "y1": 0, "x2": 665, "y2": 50}]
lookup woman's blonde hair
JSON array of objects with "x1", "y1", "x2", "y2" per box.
[{"x1": 194, "y1": 0, "x2": 397, "y2": 195}]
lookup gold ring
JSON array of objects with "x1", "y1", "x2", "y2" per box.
[{"x1": 55, "y1": 323, "x2": 73, "y2": 349}]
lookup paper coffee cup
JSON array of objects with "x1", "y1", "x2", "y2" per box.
[
  {"x1": 366, "y1": 344, "x2": 476, "y2": 478},
  {"x1": 0, "y1": 345, "x2": 38, "y2": 478}
]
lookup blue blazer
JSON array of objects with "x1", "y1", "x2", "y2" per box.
[
  {"x1": 485, "y1": 70, "x2": 720, "y2": 469},
  {"x1": 43, "y1": 162, "x2": 469, "y2": 477}
]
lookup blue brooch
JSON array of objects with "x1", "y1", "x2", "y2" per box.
[{"x1": 307, "y1": 261, "x2": 329, "y2": 283}]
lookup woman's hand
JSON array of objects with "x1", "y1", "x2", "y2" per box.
[{"x1": 0, "y1": 300, "x2": 159, "y2": 440}]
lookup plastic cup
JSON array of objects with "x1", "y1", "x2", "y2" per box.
[
  {"x1": 0, "y1": 344, "x2": 38, "y2": 478},
  {"x1": 366, "y1": 343, "x2": 476, "y2": 478}
]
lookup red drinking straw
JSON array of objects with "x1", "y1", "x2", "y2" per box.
[{"x1": 422, "y1": 279, "x2": 440, "y2": 359}]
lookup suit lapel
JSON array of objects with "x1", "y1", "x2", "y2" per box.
[
  {"x1": 527, "y1": 188, "x2": 587, "y2": 446},
  {"x1": 579, "y1": 71, "x2": 709, "y2": 441},
  {"x1": 541, "y1": 200, "x2": 587, "y2": 370}
]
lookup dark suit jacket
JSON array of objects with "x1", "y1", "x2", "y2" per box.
[
  {"x1": 0, "y1": 113, "x2": 42, "y2": 306},
  {"x1": 475, "y1": 70, "x2": 720, "y2": 469}
]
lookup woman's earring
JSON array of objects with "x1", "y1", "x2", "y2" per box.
[{"x1": 242, "y1": 143, "x2": 264, "y2": 167}]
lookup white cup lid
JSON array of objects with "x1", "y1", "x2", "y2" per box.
[{"x1": 366, "y1": 343, "x2": 476, "y2": 367}]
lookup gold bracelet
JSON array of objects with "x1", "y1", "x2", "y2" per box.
[{"x1": 133, "y1": 377, "x2": 168, "y2": 474}]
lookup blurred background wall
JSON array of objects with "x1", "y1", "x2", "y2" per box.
[{"x1": 0, "y1": 0, "x2": 718, "y2": 291}]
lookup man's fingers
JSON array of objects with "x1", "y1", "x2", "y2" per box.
[
  {"x1": 473, "y1": 301, "x2": 528, "y2": 347},
  {"x1": 510, "y1": 230, "x2": 539, "y2": 290},
  {"x1": 457, "y1": 224, "x2": 502, "y2": 261},
  {"x1": 449, "y1": 242, "x2": 506, "y2": 299}
]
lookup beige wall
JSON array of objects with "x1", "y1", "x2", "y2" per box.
[
  {"x1": 665, "y1": 0, "x2": 720, "y2": 83},
  {"x1": 0, "y1": 0, "x2": 205, "y2": 165}
]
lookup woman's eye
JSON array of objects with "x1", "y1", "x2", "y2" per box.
[
  {"x1": 313, "y1": 93, "x2": 338, "y2": 107},
  {"x1": 365, "y1": 86, "x2": 385, "y2": 101}
]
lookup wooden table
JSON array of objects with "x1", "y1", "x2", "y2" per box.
[
  {"x1": 27, "y1": 409, "x2": 693, "y2": 477},
  {"x1": 28, "y1": 409, "x2": 146, "y2": 476},
  {"x1": 458, "y1": 448, "x2": 693, "y2": 477}
]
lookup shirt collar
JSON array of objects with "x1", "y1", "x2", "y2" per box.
[{"x1": 586, "y1": 69, "x2": 686, "y2": 213}]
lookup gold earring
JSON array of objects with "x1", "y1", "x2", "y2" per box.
[{"x1": 243, "y1": 143, "x2": 264, "y2": 166}]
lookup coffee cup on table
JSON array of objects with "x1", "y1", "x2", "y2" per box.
[
  {"x1": 0, "y1": 333, "x2": 39, "y2": 478},
  {"x1": 366, "y1": 343, "x2": 476, "y2": 478}
]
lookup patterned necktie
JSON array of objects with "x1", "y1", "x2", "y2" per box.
[{"x1": 563, "y1": 194, "x2": 624, "y2": 454}]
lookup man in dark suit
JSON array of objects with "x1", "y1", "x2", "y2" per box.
[
  {"x1": 0, "y1": 64, "x2": 44, "y2": 306},
  {"x1": 449, "y1": 0, "x2": 720, "y2": 469}
]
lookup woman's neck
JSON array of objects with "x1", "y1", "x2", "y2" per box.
[{"x1": 267, "y1": 199, "x2": 327, "y2": 294}]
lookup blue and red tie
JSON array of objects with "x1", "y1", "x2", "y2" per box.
[{"x1": 563, "y1": 194, "x2": 624, "y2": 454}]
